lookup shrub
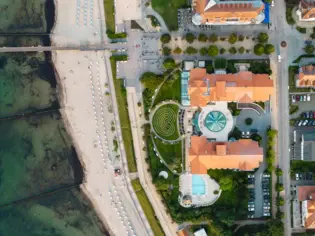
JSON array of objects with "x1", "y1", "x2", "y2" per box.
[
  {"x1": 304, "y1": 44, "x2": 315, "y2": 54},
  {"x1": 238, "y1": 47, "x2": 245, "y2": 54},
  {"x1": 228, "y1": 33, "x2": 237, "y2": 44},
  {"x1": 209, "y1": 34, "x2": 218, "y2": 43},
  {"x1": 286, "y1": 7, "x2": 295, "y2": 25},
  {"x1": 227, "y1": 62, "x2": 237, "y2": 73},
  {"x1": 220, "y1": 37, "x2": 226, "y2": 41},
  {"x1": 276, "y1": 183, "x2": 284, "y2": 192},
  {"x1": 106, "y1": 30, "x2": 127, "y2": 39},
  {"x1": 185, "y1": 33, "x2": 196, "y2": 44},
  {"x1": 245, "y1": 118, "x2": 253, "y2": 126},
  {"x1": 185, "y1": 46, "x2": 198, "y2": 55},
  {"x1": 254, "y1": 44, "x2": 265, "y2": 55},
  {"x1": 199, "y1": 47, "x2": 208, "y2": 56},
  {"x1": 173, "y1": 47, "x2": 182, "y2": 54},
  {"x1": 219, "y1": 48, "x2": 226, "y2": 54},
  {"x1": 276, "y1": 167, "x2": 283, "y2": 176},
  {"x1": 264, "y1": 44, "x2": 275, "y2": 54},
  {"x1": 228, "y1": 47, "x2": 237, "y2": 54},
  {"x1": 214, "y1": 190, "x2": 219, "y2": 194},
  {"x1": 162, "y1": 47, "x2": 171, "y2": 56},
  {"x1": 160, "y1": 34, "x2": 171, "y2": 44},
  {"x1": 147, "y1": 15, "x2": 160, "y2": 27},
  {"x1": 238, "y1": 35, "x2": 245, "y2": 41},
  {"x1": 208, "y1": 45, "x2": 219, "y2": 57},
  {"x1": 198, "y1": 33, "x2": 208, "y2": 42},
  {"x1": 206, "y1": 64, "x2": 214, "y2": 73},
  {"x1": 163, "y1": 58, "x2": 176, "y2": 70},
  {"x1": 296, "y1": 26, "x2": 307, "y2": 34},
  {"x1": 257, "y1": 32, "x2": 269, "y2": 43}
]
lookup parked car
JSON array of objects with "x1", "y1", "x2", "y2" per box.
[
  {"x1": 278, "y1": 55, "x2": 282, "y2": 62},
  {"x1": 296, "y1": 95, "x2": 300, "y2": 101},
  {"x1": 310, "y1": 112, "x2": 313, "y2": 119},
  {"x1": 303, "y1": 120, "x2": 309, "y2": 126},
  {"x1": 292, "y1": 95, "x2": 296, "y2": 103},
  {"x1": 296, "y1": 173, "x2": 299, "y2": 180},
  {"x1": 312, "y1": 120, "x2": 315, "y2": 126},
  {"x1": 250, "y1": 129, "x2": 258, "y2": 133},
  {"x1": 271, "y1": 0, "x2": 274, "y2": 6},
  {"x1": 298, "y1": 120, "x2": 303, "y2": 126},
  {"x1": 307, "y1": 94, "x2": 311, "y2": 101},
  {"x1": 303, "y1": 95, "x2": 307, "y2": 101},
  {"x1": 308, "y1": 120, "x2": 313, "y2": 126}
]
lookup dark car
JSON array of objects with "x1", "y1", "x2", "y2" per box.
[{"x1": 296, "y1": 95, "x2": 300, "y2": 101}]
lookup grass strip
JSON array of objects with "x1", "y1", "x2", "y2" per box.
[
  {"x1": 110, "y1": 56, "x2": 137, "y2": 172},
  {"x1": 103, "y1": 0, "x2": 115, "y2": 32},
  {"x1": 131, "y1": 179, "x2": 165, "y2": 236}
]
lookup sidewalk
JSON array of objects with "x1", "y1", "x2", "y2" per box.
[{"x1": 126, "y1": 86, "x2": 178, "y2": 236}]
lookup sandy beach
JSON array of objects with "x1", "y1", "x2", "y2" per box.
[{"x1": 51, "y1": 0, "x2": 150, "y2": 235}]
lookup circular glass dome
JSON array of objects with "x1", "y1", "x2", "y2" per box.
[{"x1": 204, "y1": 111, "x2": 227, "y2": 132}]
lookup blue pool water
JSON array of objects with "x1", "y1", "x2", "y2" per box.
[{"x1": 192, "y1": 175, "x2": 206, "y2": 195}]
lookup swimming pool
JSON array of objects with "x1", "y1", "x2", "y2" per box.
[{"x1": 192, "y1": 175, "x2": 206, "y2": 195}]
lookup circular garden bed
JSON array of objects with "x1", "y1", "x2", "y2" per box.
[{"x1": 152, "y1": 104, "x2": 180, "y2": 141}]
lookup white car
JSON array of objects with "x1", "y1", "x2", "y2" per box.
[
  {"x1": 296, "y1": 173, "x2": 299, "y2": 180},
  {"x1": 292, "y1": 95, "x2": 296, "y2": 103},
  {"x1": 303, "y1": 120, "x2": 308, "y2": 126},
  {"x1": 271, "y1": 0, "x2": 274, "y2": 6},
  {"x1": 307, "y1": 94, "x2": 311, "y2": 101},
  {"x1": 278, "y1": 55, "x2": 282, "y2": 62}
]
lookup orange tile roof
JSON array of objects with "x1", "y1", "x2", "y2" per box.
[
  {"x1": 177, "y1": 228, "x2": 189, "y2": 236},
  {"x1": 189, "y1": 136, "x2": 263, "y2": 174},
  {"x1": 296, "y1": 65, "x2": 315, "y2": 87},
  {"x1": 300, "y1": 0, "x2": 315, "y2": 19},
  {"x1": 189, "y1": 68, "x2": 273, "y2": 106},
  {"x1": 193, "y1": 0, "x2": 264, "y2": 23},
  {"x1": 298, "y1": 186, "x2": 315, "y2": 228}
]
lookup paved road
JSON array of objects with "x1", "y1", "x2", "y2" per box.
[{"x1": 0, "y1": 44, "x2": 127, "y2": 52}]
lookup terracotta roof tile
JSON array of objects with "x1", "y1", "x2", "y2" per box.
[
  {"x1": 189, "y1": 136, "x2": 263, "y2": 173},
  {"x1": 189, "y1": 68, "x2": 273, "y2": 105},
  {"x1": 297, "y1": 65, "x2": 315, "y2": 87}
]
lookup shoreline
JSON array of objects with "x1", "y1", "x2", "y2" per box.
[{"x1": 50, "y1": 0, "x2": 113, "y2": 234}]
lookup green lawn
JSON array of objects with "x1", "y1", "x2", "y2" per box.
[
  {"x1": 151, "y1": 0, "x2": 188, "y2": 31},
  {"x1": 154, "y1": 138, "x2": 182, "y2": 172},
  {"x1": 152, "y1": 104, "x2": 180, "y2": 141},
  {"x1": 153, "y1": 75, "x2": 181, "y2": 107},
  {"x1": 103, "y1": 0, "x2": 115, "y2": 32},
  {"x1": 131, "y1": 179, "x2": 165, "y2": 236},
  {"x1": 110, "y1": 57, "x2": 137, "y2": 172}
]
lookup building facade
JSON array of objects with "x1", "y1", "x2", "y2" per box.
[
  {"x1": 296, "y1": 0, "x2": 315, "y2": 21},
  {"x1": 192, "y1": 0, "x2": 265, "y2": 25}
]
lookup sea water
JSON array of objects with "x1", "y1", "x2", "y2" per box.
[{"x1": 0, "y1": 1, "x2": 109, "y2": 235}]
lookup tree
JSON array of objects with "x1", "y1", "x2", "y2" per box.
[
  {"x1": 238, "y1": 47, "x2": 245, "y2": 54},
  {"x1": 185, "y1": 46, "x2": 198, "y2": 55},
  {"x1": 275, "y1": 183, "x2": 284, "y2": 192},
  {"x1": 245, "y1": 118, "x2": 253, "y2": 126},
  {"x1": 206, "y1": 64, "x2": 214, "y2": 73},
  {"x1": 219, "y1": 48, "x2": 226, "y2": 54},
  {"x1": 264, "y1": 44, "x2": 275, "y2": 54},
  {"x1": 257, "y1": 32, "x2": 269, "y2": 43},
  {"x1": 228, "y1": 33, "x2": 237, "y2": 44},
  {"x1": 276, "y1": 167, "x2": 283, "y2": 176},
  {"x1": 160, "y1": 33, "x2": 171, "y2": 44},
  {"x1": 199, "y1": 47, "x2": 208, "y2": 56},
  {"x1": 173, "y1": 47, "x2": 182, "y2": 54},
  {"x1": 208, "y1": 45, "x2": 219, "y2": 57},
  {"x1": 254, "y1": 44, "x2": 265, "y2": 55},
  {"x1": 209, "y1": 34, "x2": 218, "y2": 43},
  {"x1": 304, "y1": 44, "x2": 315, "y2": 54},
  {"x1": 228, "y1": 47, "x2": 237, "y2": 54},
  {"x1": 185, "y1": 33, "x2": 196, "y2": 44},
  {"x1": 163, "y1": 58, "x2": 176, "y2": 70},
  {"x1": 219, "y1": 176, "x2": 234, "y2": 191},
  {"x1": 238, "y1": 35, "x2": 245, "y2": 41},
  {"x1": 198, "y1": 33, "x2": 208, "y2": 42},
  {"x1": 140, "y1": 72, "x2": 163, "y2": 89},
  {"x1": 162, "y1": 46, "x2": 171, "y2": 56},
  {"x1": 277, "y1": 196, "x2": 284, "y2": 206}
]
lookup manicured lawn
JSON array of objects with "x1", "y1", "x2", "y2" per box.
[
  {"x1": 151, "y1": 0, "x2": 188, "y2": 31},
  {"x1": 110, "y1": 57, "x2": 137, "y2": 172},
  {"x1": 152, "y1": 104, "x2": 180, "y2": 141},
  {"x1": 154, "y1": 138, "x2": 182, "y2": 172},
  {"x1": 153, "y1": 75, "x2": 181, "y2": 106},
  {"x1": 103, "y1": 0, "x2": 115, "y2": 32},
  {"x1": 288, "y1": 66, "x2": 310, "y2": 93},
  {"x1": 131, "y1": 178, "x2": 142, "y2": 192},
  {"x1": 131, "y1": 178, "x2": 165, "y2": 236}
]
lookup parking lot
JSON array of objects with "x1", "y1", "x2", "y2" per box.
[{"x1": 247, "y1": 173, "x2": 271, "y2": 219}]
